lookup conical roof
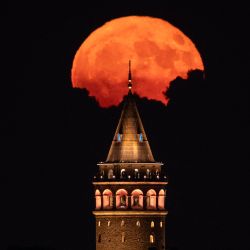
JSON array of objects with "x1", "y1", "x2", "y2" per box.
[{"x1": 106, "y1": 91, "x2": 155, "y2": 163}]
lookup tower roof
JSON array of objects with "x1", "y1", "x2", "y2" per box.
[{"x1": 106, "y1": 63, "x2": 155, "y2": 163}]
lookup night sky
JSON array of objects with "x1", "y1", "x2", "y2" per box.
[{"x1": 4, "y1": 2, "x2": 249, "y2": 250}]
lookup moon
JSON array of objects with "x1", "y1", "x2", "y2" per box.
[{"x1": 71, "y1": 16, "x2": 204, "y2": 107}]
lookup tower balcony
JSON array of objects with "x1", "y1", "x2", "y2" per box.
[
  {"x1": 94, "y1": 162, "x2": 167, "y2": 182},
  {"x1": 94, "y1": 173, "x2": 167, "y2": 182}
]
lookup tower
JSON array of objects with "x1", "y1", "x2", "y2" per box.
[{"x1": 93, "y1": 62, "x2": 168, "y2": 250}]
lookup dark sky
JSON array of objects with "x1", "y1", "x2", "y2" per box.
[{"x1": 4, "y1": 2, "x2": 249, "y2": 250}]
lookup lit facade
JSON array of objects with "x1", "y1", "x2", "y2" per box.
[{"x1": 93, "y1": 63, "x2": 168, "y2": 250}]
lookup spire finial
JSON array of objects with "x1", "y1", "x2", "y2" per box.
[{"x1": 128, "y1": 60, "x2": 132, "y2": 91}]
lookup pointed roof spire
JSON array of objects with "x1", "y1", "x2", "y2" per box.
[
  {"x1": 105, "y1": 66, "x2": 155, "y2": 163},
  {"x1": 128, "y1": 60, "x2": 132, "y2": 92}
]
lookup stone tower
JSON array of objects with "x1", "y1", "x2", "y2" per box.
[{"x1": 93, "y1": 62, "x2": 168, "y2": 250}]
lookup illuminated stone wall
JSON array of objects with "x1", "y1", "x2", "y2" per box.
[{"x1": 95, "y1": 216, "x2": 166, "y2": 250}]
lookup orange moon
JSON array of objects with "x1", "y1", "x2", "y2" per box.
[{"x1": 71, "y1": 16, "x2": 204, "y2": 107}]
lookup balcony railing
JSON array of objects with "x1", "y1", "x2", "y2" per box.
[{"x1": 93, "y1": 174, "x2": 167, "y2": 182}]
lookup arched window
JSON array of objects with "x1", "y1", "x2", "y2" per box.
[
  {"x1": 120, "y1": 169, "x2": 126, "y2": 179},
  {"x1": 131, "y1": 189, "x2": 143, "y2": 209},
  {"x1": 108, "y1": 169, "x2": 113, "y2": 179},
  {"x1": 121, "y1": 220, "x2": 125, "y2": 227},
  {"x1": 116, "y1": 189, "x2": 128, "y2": 209},
  {"x1": 98, "y1": 221, "x2": 101, "y2": 227},
  {"x1": 150, "y1": 234, "x2": 154, "y2": 243},
  {"x1": 155, "y1": 169, "x2": 160, "y2": 179},
  {"x1": 103, "y1": 189, "x2": 113, "y2": 209},
  {"x1": 146, "y1": 189, "x2": 156, "y2": 209},
  {"x1": 134, "y1": 168, "x2": 140, "y2": 179},
  {"x1": 146, "y1": 169, "x2": 152, "y2": 179},
  {"x1": 158, "y1": 189, "x2": 165, "y2": 210},
  {"x1": 136, "y1": 220, "x2": 140, "y2": 227},
  {"x1": 151, "y1": 221, "x2": 155, "y2": 228},
  {"x1": 98, "y1": 234, "x2": 101, "y2": 243},
  {"x1": 108, "y1": 220, "x2": 111, "y2": 227},
  {"x1": 99, "y1": 170, "x2": 104, "y2": 179},
  {"x1": 95, "y1": 189, "x2": 101, "y2": 210},
  {"x1": 160, "y1": 221, "x2": 163, "y2": 228},
  {"x1": 121, "y1": 232, "x2": 125, "y2": 243}
]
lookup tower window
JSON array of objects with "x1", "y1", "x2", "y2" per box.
[
  {"x1": 131, "y1": 189, "x2": 143, "y2": 209},
  {"x1": 150, "y1": 234, "x2": 154, "y2": 243},
  {"x1": 98, "y1": 234, "x2": 101, "y2": 243},
  {"x1": 134, "y1": 168, "x2": 139, "y2": 179},
  {"x1": 108, "y1": 169, "x2": 113, "y2": 179},
  {"x1": 121, "y1": 220, "x2": 125, "y2": 227},
  {"x1": 158, "y1": 189, "x2": 165, "y2": 210},
  {"x1": 151, "y1": 221, "x2": 155, "y2": 228},
  {"x1": 139, "y1": 133, "x2": 143, "y2": 142},
  {"x1": 108, "y1": 220, "x2": 111, "y2": 227},
  {"x1": 120, "y1": 169, "x2": 126, "y2": 179},
  {"x1": 160, "y1": 221, "x2": 163, "y2": 228},
  {"x1": 146, "y1": 189, "x2": 157, "y2": 209},
  {"x1": 98, "y1": 221, "x2": 101, "y2": 227},
  {"x1": 136, "y1": 220, "x2": 140, "y2": 227},
  {"x1": 100, "y1": 170, "x2": 104, "y2": 179},
  {"x1": 122, "y1": 232, "x2": 125, "y2": 243},
  {"x1": 117, "y1": 133, "x2": 122, "y2": 142},
  {"x1": 156, "y1": 169, "x2": 160, "y2": 179},
  {"x1": 116, "y1": 189, "x2": 128, "y2": 209},
  {"x1": 95, "y1": 190, "x2": 101, "y2": 210},
  {"x1": 146, "y1": 169, "x2": 151, "y2": 179},
  {"x1": 103, "y1": 189, "x2": 113, "y2": 209}
]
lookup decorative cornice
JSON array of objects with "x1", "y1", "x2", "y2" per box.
[
  {"x1": 97, "y1": 162, "x2": 164, "y2": 166},
  {"x1": 93, "y1": 210, "x2": 168, "y2": 216}
]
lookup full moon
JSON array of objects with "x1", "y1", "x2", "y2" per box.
[{"x1": 72, "y1": 16, "x2": 204, "y2": 107}]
